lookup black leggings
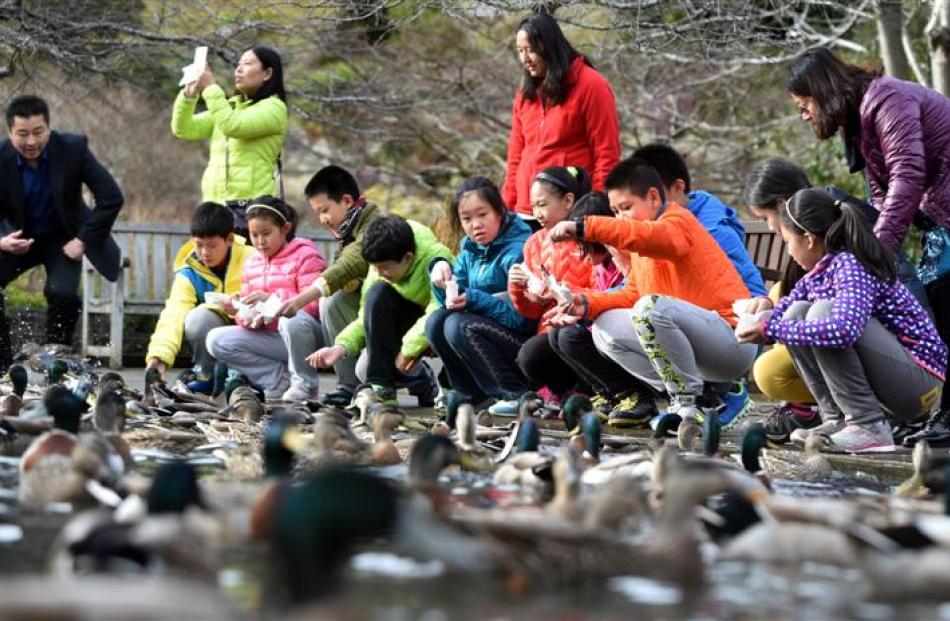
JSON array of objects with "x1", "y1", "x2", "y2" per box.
[
  {"x1": 547, "y1": 324, "x2": 651, "y2": 398},
  {"x1": 516, "y1": 332, "x2": 582, "y2": 395},
  {"x1": 927, "y1": 276, "x2": 950, "y2": 412}
]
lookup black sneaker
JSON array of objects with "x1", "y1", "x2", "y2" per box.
[
  {"x1": 892, "y1": 419, "x2": 926, "y2": 445},
  {"x1": 405, "y1": 362, "x2": 439, "y2": 408},
  {"x1": 762, "y1": 402, "x2": 820, "y2": 443},
  {"x1": 321, "y1": 388, "x2": 354, "y2": 408},
  {"x1": 607, "y1": 393, "x2": 658, "y2": 428},
  {"x1": 903, "y1": 410, "x2": 950, "y2": 447}
]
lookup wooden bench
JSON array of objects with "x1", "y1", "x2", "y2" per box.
[
  {"x1": 80, "y1": 223, "x2": 337, "y2": 368},
  {"x1": 79, "y1": 219, "x2": 787, "y2": 368}
]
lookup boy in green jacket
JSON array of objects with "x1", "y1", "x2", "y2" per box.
[
  {"x1": 307, "y1": 214, "x2": 452, "y2": 406},
  {"x1": 145, "y1": 203, "x2": 255, "y2": 392},
  {"x1": 278, "y1": 165, "x2": 381, "y2": 405}
]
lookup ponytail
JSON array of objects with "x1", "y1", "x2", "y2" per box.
[
  {"x1": 825, "y1": 200, "x2": 896, "y2": 282},
  {"x1": 783, "y1": 188, "x2": 896, "y2": 283}
]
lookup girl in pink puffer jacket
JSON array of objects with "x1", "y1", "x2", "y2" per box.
[{"x1": 206, "y1": 196, "x2": 327, "y2": 400}]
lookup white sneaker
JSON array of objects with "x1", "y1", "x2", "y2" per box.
[
  {"x1": 264, "y1": 374, "x2": 291, "y2": 401},
  {"x1": 281, "y1": 383, "x2": 317, "y2": 402},
  {"x1": 790, "y1": 418, "x2": 845, "y2": 444}
]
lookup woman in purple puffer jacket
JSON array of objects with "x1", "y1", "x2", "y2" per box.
[
  {"x1": 738, "y1": 189, "x2": 946, "y2": 454},
  {"x1": 787, "y1": 47, "x2": 950, "y2": 446}
]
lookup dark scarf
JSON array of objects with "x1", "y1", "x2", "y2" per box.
[
  {"x1": 332, "y1": 196, "x2": 367, "y2": 242},
  {"x1": 841, "y1": 112, "x2": 865, "y2": 174}
]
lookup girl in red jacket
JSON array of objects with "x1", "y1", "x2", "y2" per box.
[
  {"x1": 503, "y1": 13, "x2": 620, "y2": 225},
  {"x1": 497, "y1": 166, "x2": 594, "y2": 415},
  {"x1": 206, "y1": 196, "x2": 327, "y2": 400}
]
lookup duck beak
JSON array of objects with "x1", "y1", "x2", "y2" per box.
[{"x1": 281, "y1": 428, "x2": 310, "y2": 452}]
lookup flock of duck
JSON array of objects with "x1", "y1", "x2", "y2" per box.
[{"x1": 2, "y1": 354, "x2": 950, "y2": 618}]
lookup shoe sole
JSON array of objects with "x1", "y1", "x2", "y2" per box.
[
  {"x1": 607, "y1": 416, "x2": 652, "y2": 428},
  {"x1": 841, "y1": 444, "x2": 897, "y2": 454}
]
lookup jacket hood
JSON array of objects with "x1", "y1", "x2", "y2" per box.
[{"x1": 687, "y1": 191, "x2": 744, "y2": 237}]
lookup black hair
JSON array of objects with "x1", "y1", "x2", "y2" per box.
[
  {"x1": 744, "y1": 158, "x2": 813, "y2": 295},
  {"x1": 533, "y1": 165, "x2": 592, "y2": 202},
  {"x1": 604, "y1": 157, "x2": 667, "y2": 204},
  {"x1": 246, "y1": 46, "x2": 287, "y2": 104},
  {"x1": 632, "y1": 144, "x2": 691, "y2": 193},
  {"x1": 787, "y1": 47, "x2": 880, "y2": 140},
  {"x1": 449, "y1": 176, "x2": 507, "y2": 238},
  {"x1": 362, "y1": 214, "x2": 415, "y2": 263},
  {"x1": 517, "y1": 13, "x2": 582, "y2": 105},
  {"x1": 246, "y1": 195, "x2": 299, "y2": 240},
  {"x1": 6, "y1": 95, "x2": 49, "y2": 128},
  {"x1": 570, "y1": 191, "x2": 612, "y2": 257},
  {"x1": 190, "y1": 202, "x2": 234, "y2": 238},
  {"x1": 304, "y1": 164, "x2": 361, "y2": 201},
  {"x1": 783, "y1": 188, "x2": 896, "y2": 282},
  {"x1": 745, "y1": 158, "x2": 811, "y2": 210}
]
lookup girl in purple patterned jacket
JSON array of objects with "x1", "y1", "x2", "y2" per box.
[{"x1": 738, "y1": 188, "x2": 946, "y2": 453}]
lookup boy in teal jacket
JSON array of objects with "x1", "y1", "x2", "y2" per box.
[{"x1": 308, "y1": 214, "x2": 452, "y2": 405}]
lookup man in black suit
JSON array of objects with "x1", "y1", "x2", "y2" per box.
[{"x1": 0, "y1": 95, "x2": 123, "y2": 370}]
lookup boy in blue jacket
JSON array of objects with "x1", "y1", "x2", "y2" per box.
[{"x1": 633, "y1": 144, "x2": 767, "y2": 297}]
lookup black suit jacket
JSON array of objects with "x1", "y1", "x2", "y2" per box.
[{"x1": 0, "y1": 131, "x2": 124, "y2": 281}]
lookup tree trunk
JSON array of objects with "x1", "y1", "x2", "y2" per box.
[
  {"x1": 928, "y1": 0, "x2": 950, "y2": 96},
  {"x1": 875, "y1": 0, "x2": 914, "y2": 80}
]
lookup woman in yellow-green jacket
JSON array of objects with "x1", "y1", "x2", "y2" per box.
[{"x1": 172, "y1": 46, "x2": 289, "y2": 232}]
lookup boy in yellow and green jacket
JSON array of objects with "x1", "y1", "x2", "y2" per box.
[{"x1": 145, "y1": 203, "x2": 255, "y2": 392}]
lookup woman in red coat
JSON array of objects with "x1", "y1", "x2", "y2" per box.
[{"x1": 503, "y1": 13, "x2": 621, "y2": 226}]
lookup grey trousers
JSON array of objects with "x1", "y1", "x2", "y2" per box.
[
  {"x1": 279, "y1": 312, "x2": 325, "y2": 391},
  {"x1": 205, "y1": 311, "x2": 323, "y2": 392},
  {"x1": 592, "y1": 295, "x2": 757, "y2": 397},
  {"x1": 183, "y1": 307, "x2": 228, "y2": 376},
  {"x1": 783, "y1": 300, "x2": 942, "y2": 425},
  {"x1": 319, "y1": 289, "x2": 360, "y2": 393}
]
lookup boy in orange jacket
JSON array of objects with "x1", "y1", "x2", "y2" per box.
[{"x1": 549, "y1": 157, "x2": 757, "y2": 428}]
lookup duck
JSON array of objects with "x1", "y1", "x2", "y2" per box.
[
  {"x1": 226, "y1": 385, "x2": 265, "y2": 424},
  {"x1": 560, "y1": 393, "x2": 592, "y2": 435},
  {"x1": 1, "y1": 363, "x2": 29, "y2": 417},
  {"x1": 312, "y1": 411, "x2": 369, "y2": 463},
  {"x1": 46, "y1": 358, "x2": 70, "y2": 386},
  {"x1": 250, "y1": 411, "x2": 303, "y2": 541},
  {"x1": 49, "y1": 461, "x2": 218, "y2": 580},
  {"x1": 568, "y1": 411, "x2": 601, "y2": 465},
  {"x1": 143, "y1": 366, "x2": 164, "y2": 407},
  {"x1": 366, "y1": 403, "x2": 404, "y2": 466},
  {"x1": 494, "y1": 392, "x2": 545, "y2": 463},
  {"x1": 546, "y1": 446, "x2": 586, "y2": 521},
  {"x1": 493, "y1": 418, "x2": 553, "y2": 491},
  {"x1": 19, "y1": 384, "x2": 127, "y2": 508},
  {"x1": 268, "y1": 465, "x2": 491, "y2": 606},
  {"x1": 895, "y1": 440, "x2": 948, "y2": 498},
  {"x1": 740, "y1": 424, "x2": 831, "y2": 486},
  {"x1": 454, "y1": 402, "x2": 495, "y2": 472},
  {"x1": 93, "y1": 389, "x2": 133, "y2": 469}
]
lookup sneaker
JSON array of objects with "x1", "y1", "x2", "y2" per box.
[
  {"x1": 762, "y1": 402, "x2": 820, "y2": 443},
  {"x1": 607, "y1": 393, "x2": 658, "y2": 428},
  {"x1": 282, "y1": 383, "x2": 317, "y2": 402},
  {"x1": 372, "y1": 384, "x2": 399, "y2": 408},
  {"x1": 264, "y1": 374, "x2": 291, "y2": 401},
  {"x1": 488, "y1": 399, "x2": 520, "y2": 416},
  {"x1": 790, "y1": 417, "x2": 846, "y2": 444},
  {"x1": 405, "y1": 361, "x2": 439, "y2": 408},
  {"x1": 590, "y1": 394, "x2": 614, "y2": 416},
  {"x1": 828, "y1": 421, "x2": 895, "y2": 453},
  {"x1": 668, "y1": 393, "x2": 703, "y2": 422},
  {"x1": 433, "y1": 388, "x2": 447, "y2": 413},
  {"x1": 321, "y1": 388, "x2": 354, "y2": 408},
  {"x1": 185, "y1": 377, "x2": 213, "y2": 396},
  {"x1": 705, "y1": 379, "x2": 753, "y2": 430},
  {"x1": 902, "y1": 410, "x2": 950, "y2": 447}
]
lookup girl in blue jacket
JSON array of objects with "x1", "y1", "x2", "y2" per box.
[{"x1": 426, "y1": 177, "x2": 537, "y2": 406}]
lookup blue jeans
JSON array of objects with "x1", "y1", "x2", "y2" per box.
[{"x1": 425, "y1": 309, "x2": 528, "y2": 403}]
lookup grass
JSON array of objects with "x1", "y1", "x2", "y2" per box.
[{"x1": 5, "y1": 270, "x2": 46, "y2": 310}]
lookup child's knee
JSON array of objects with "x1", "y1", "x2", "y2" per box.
[
  {"x1": 425, "y1": 308, "x2": 451, "y2": 342},
  {"x1": 184, "y1": 307, "x2": 218, "y2": 337},
  {"x1": 364, "y1": 281, "x2": 397, "y2": 315},
  {"x1": 782, "y1": 300, "x2": 812, "y2": 321},
  {"x1": 632, "y1": 294, "x2": 662, "y2": 316},
  {"x1": 805, "y1": 300, "x2": 834, "y2": 321}
]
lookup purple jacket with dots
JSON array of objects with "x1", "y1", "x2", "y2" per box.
[{"x1": 766, "y1": 252, "x2": 947, "y2": 380}]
